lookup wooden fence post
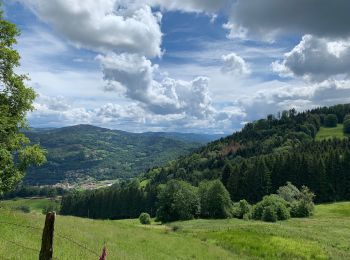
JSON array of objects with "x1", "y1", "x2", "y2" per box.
[{"x1": 39, "y1": 212, "x2": 56, "y2": 260}]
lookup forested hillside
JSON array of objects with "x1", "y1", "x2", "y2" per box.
[
  {"x1": 61, "y1": 104, "x2": 350, "y2": 219},
  {"x1": 24, "y1": 125, "x2": 219, "y2": 185}
]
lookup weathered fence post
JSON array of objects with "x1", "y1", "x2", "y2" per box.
[
  {"x1": 99, "y1": 245, "x2": 107, "y2": 260},
  {"x1": 39, "y1": 212, "x2": 56, "y2": 260}
]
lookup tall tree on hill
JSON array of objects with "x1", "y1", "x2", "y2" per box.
[{"x1": 0, "y1": 7, "x2": 45, "y2": 195}]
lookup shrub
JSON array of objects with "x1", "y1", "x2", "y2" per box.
[
  {"x1": 290, "y1": 186, "x2": 315, "y2": 218},
  {"x1": 198, "y1": 180, "x2": 233, "y2": 219},
  {"x1": 343, "y1": 119, "x2": 350, "y2": 134},
  {"x1": 243, "y1": 212, "x2": 251, "y2": 221},
  {"x1": 252, "y1": 195, "x2": 290, "y2": 221},
  {"x1": 16, "y1": 205, "x2": 31, "y2": 213},
  {"x1": 233, "y1": 199, "x2": 251, "y2": 219},
  {"x1": 262, "y1": 205, "x2": 277, "y2": 222},
  {"x1": 276, "y1": 203, "x2": 291, "y2": 220},
  {"x1": 277, "y1": 182, "x2": 301, "y2": 203},
  {"x1": 139, "y1": 212, "x2": 151, "y2": 225},
  {"x1": 156, "y1": 180, "x2": 200, "y2": 223},
  {"x1": 290, "y1": 200, "x2": 312, "y2": 218},
  {"x1": 324, "y1": 114, "x2": 338, "y2": 127}
]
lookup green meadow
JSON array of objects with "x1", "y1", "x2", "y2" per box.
[
  {"x1": 316, "y1": 124, "x2": 348, "y2": 140},
  {"x1": 0, "y1": 198, "x2": 350, "y2": 259}
]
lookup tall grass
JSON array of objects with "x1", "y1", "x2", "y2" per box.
[{"x1": 0, "y1": 199, "x2": 350, "y2": 259}]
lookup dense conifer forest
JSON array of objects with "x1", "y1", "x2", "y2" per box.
[{"x1": 60, "y1": 104, "x2": 350, "y2": 220}]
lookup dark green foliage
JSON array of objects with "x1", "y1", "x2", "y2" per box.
[
  {"x1": 344, "y1": 115, "x2": 350, "y2": 122},
  {"x1": 290, "y1": 186, "x2": 315, "y2": 218},
  {"x1": 24, "y1": 125, "x2": 208, "y2": 185},
  {"x1": 343, "y1": 120, "x2": 350, "y2": 134},
  {"x1": 2, "y1": 185, "x2": 66, "y2": 199},
  {"x1": 252, "y1": 195, "x2": 290, "y2": 221},
  {"x1": 233, "y1": 199, "x2": 251, "y2": 219},
  {"x1": 139, "y1": 213, "x2": 151, "y2": 225},
  {"x1": 277, "y1": 182, "x2": 301, "y2": 203},
  {"x1": 60, "y1": 179, "x2": 155, "y2": 219},
  {"x1": 324, "y1": 114, "x2": 338, "y2": 127},
  {"x1": 290, "y1": 200, "x2": 312, "y2": 218},
  {"x1": 198, "y1": 180, "x2": 232, "y2": 219},
  {"x1": 156, "y1": 180, "x2": 199, "y2": 223},
  {"x1": 61, "y1": 104, "x2": 350, "y2": 220},
  {"x1": 262, "y1": 205, "x2": 277, "y2": 222},
  {"x1": 0, "y1": 7, "x2": 46, "y2": 195},
  {"x1": 16, "y1": 205, "x2": 31, "y2": 213}
]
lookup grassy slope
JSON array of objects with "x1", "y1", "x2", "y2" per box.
[
  {"x1": 1, "y1": 199, "x2": 350, "y2": 259},
  {"x1": 316, "y1": 124, "x2": 348, "y2": 140}
]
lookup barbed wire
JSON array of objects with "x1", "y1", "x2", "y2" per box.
[
  {"x1": 0, "y1": 221, "x2": 42, "y2": 230},
  {"x1": 0, "y1": 220, "x2": 100, "y2": 258},
  {"x1": 55, "y1": 233, "x2": 100, "y2": 257}
]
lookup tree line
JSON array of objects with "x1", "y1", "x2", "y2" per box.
[{"x1": 60, "y1": 104, "x2": 350, "y2": 220}]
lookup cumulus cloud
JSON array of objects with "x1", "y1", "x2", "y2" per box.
[
  {"x1": 226, "y1": 0, "x2": 350, "y2": 40},
  {"x1": 31, "y1": 101, "x2": 93, "y2": 127},
  {"x1": 98, "y1": 53, "x2": 215, "y2": 118},
  {"x1": 20, "y1": 0, "x2": 162, "y2": 57},
  {"x1": 21, "y1": 0, "x2": 223, "y2": 121},
  {"x1": 221, "y1": 53, "x2": 250, "y2": 76},
  {"x1": 272, "y1": 35, "x2": 350, "y2": 82},
  {"x1": 237, "y1": 79, "x2": 350, "y2": 121},
  {"x1": 29, "y1": 95, "x2": 245, "y2": 133}
]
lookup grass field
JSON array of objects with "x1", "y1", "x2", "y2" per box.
[
  {"x1": 316, "y1": 124, "x2": 348, "y2": 140},
  {"x1": 0, "y1": 197, "x2": 60, "y2": 213},
  {"x1": 0, "y1": 199, "x2": 350, "y2": 259}
]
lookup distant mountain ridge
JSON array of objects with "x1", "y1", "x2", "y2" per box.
[{"x1": 24, "y1": 124, "x2": 223, "y2": 185}]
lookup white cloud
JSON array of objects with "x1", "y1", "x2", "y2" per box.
[
  {"x1": 272, "y1": 35, "x2": 350, "y2": 82},
  {"x1": 20, "y1": 0, "x2": 163, "y2": 57},
  {"x1": 98, "y1": 53, "x2": 215, "y2": 118},
  {"x1": 236, "y1": 79, "x2": 350, "y2": 121},
  {"x1": 221, "y1": 53, "x2": 250, "y2": 76},
  {"x1": 29, "y1": 95, "x2": 245, "y2": 134},
  {"x1": 17, "y1": 0, "x2": 350, "y2": 135}
]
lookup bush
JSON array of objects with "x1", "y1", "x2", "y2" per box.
[
  {"x1": 290, "y1": 200, "x2": 312, "y2": 218},
  {"x1": 233, "y1": 199, "x2": 251, "y2": 219},
  {"x1": 252, "y1": 195, "x2": 290, "y2": 221},
  {"x1": 324, "y1": 114, "x2": 338, "y2": 127},
  {"x1": 139, "y1": 212, "x2": 151, "y2": 225},
  {"x1": 277, "y1": 182, "x2": 301, "y2": 203},
  {"x1": 343, "y1": 119, "x2": 350, "y2": 134},
  {"x1": 262, "y1": 205, "x2": 277, "y2": 222},
  {"x1": 199, "y1": 180, "x2": 233, "y2": 219},
  {"x1": 156, "y1": 180, "x2": 200, "y2": 223},
  {"x1": 16, "y1": 205, "x2": 31, "y2": 213},
  {"x1": 290, "y1": 186, "x2": 315, "y2": 218}
]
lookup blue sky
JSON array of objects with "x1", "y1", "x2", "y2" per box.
[{"x1": 5, "y1": 1, "x2": 350, "y2": 134}]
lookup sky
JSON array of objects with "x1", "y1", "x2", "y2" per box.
[{"x1": 4, "y1": 0, "x2": 350, "y2": 134}]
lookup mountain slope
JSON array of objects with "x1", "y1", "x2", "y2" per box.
[
  {"x1": 24, "y1": 125, "x2": 220, "y2": 185},
  {"x1": 58, "y1": 104, "x2": 350, "y2": 220},
  {"x1": 142, "y1": 104, "x2": 350, "y2": 203}
]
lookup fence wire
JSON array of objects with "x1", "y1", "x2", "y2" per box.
[{"x1": 0, "y1": 219, "x2": 101, "y2": 258}]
